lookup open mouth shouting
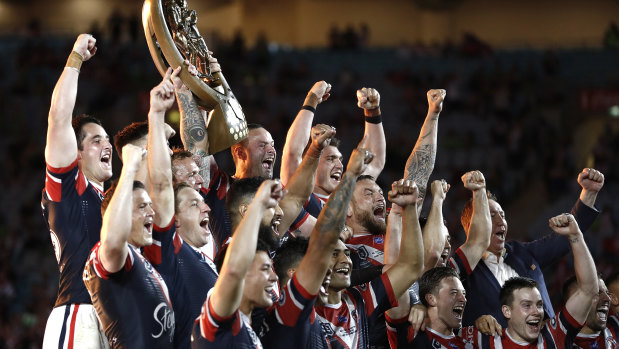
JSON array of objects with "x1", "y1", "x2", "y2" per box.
[
  {"x1": 262, "y1": 156, "x2": 275, "y2": 173},
  {"x1": 199, "y1": 215, "x2": 210, "y2": 233},
  {"x1": 100, "y1": 151, "x2": 112, "y2": 169},
  {"x1": 452, "y1": 304, "x2": 465, "y2": 320},
  {"x1": 525, "y1": 317, "x2": 542, "y2": 333},
  {"x1": 144, "y1": 217, "x2": 153, "y2": 235},
  {"x1": 596, "y1": 303, "x2": 609, "y2": 323},
  {"x1": 320, "y1": 273, "x2": 331, "y2": 298},
  {"x1": 439, "y1": 249, "x2": 450, "y2": 266},
  {"x1": 329, "y1": 169, "x2": 342, "y2": 185},
  {"x1": 271, "y1": 216, "x2": 281, "y2": 236},
  {"x1": 334, "y1": 265, "x2": 350, "y2": 281},
  {"x1": 373, "y1": 202, "x2": 386, "y2": 222},
  {"x1": 494, "y1": 226, "x2": 506, "y2": 242}
]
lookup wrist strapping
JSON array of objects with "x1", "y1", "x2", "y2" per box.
[
  {"x1": 364, "y1": 114, "x2": 382, "y2": 124},
  {"x1": 66, "y1": 51, "x2": 84, "y2": 72}
]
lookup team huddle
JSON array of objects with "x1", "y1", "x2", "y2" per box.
[{"x1": 40, "y1": 34, "x2": 617, "y2": 349}]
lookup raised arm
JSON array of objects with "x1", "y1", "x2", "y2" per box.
[
  {"x1": 403, "y1": 89, "x2": 446, "y2": 211},
  {"x1": 210, "y1": 180, "x2": 283, "y2": 318},
  {"x1": 384, "y1": 180, "x2": 424, "y2": 298},
  {"x1": 280, "y1": 81, "x2": 331, "y2": 184},
  {"x1": 45, "y1": 34, "x2": 97, "y2": 167},
  {"x1": 176, "y1": 59, "x2": 220, "y2": 183},
  {"x1": 423, "y1": 180, "x2": 450, "y2": 271},
  {"x1": 148, "y1": 67, "x2": 180, "y2": 227},
  {"x1": 278, "y1": 124, "x2": 336, "y2": 234},
  {"x1": 550, "y1": 213, "x2": 599, "y2": 323},
  {"x1": 577, "y1": 168, "x2": 604, "y2": 209},
  {"x1": 458, "y1": 170, "x2": 491, "y2": 270},
  {"x1": 295, "y1": 139, "x2": 373, "y2": 294},
  {"x1": 357, "y1": 87, "x2": 386, "y2": 179},
  {"x1": 99, "y1": 145, "x2": 144, "y2": 273}
]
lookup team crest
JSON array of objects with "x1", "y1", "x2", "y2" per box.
[
  {"x1": 278, "y1": 289, "x2": 286, "y2": 306},
  {"x1": 358, "y1": 246, "x2": 368, "y2": 260}
]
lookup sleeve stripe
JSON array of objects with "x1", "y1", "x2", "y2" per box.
[
  {"x1": 455, "y1": 248, "x2": 474, "y2": 275},
  {"x1": 154, "y1": 218, "x2": 175, "y2": 232},
  {"x1": 562, "y1": 308, "x2": 584, "y2": 329},
  {"x1": 381, "y1": 273, "x2": 398, "y2": 307},
  {"x1": 292, "y1": 273, "x2": 317, "y2": 300},
  {"x1": 385, "y1": 312, "x2": 408, "y2": 324},
  {"x1": 289, "y1": 212, "x2": 309, "y2": 232},
  {"x1": 46, "y1": 158, "x2": 79, "y2": 174}
]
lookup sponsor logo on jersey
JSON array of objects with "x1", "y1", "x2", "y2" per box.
[{"x1": 152, "y1": 302, "x2": 175, "y2": 341}]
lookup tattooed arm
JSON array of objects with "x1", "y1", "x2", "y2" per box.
[
  {"x1": 295, "y1": 139, "x2": 373, "y2": 294},
  {"x1": 173, "y1": 59, "x2": 221, "y2": 183},
  {"x1": 403, "y1": 89, "x2": 445, "y2": 211}
]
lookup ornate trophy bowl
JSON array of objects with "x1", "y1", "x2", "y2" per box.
[{"x1": 143, "y1": 0, "x2": 248, "y2": 154}]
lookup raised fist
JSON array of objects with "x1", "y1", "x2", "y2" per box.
[
  {"x1": 461, "y1": 170, "x2": 486, "y2": 191},
  {"x1": 388, "y1": 179, "x2": 419, "y2": 208},
  {"x1": 346, "y1": 137, "x2": 373, "y2": 176},
  {"x1": 431, "y1": 179, "x2": 450, "y2": 201},
  {"x1": 548, "y1": 213, "x2": 581, "y2": 238},
  {"x1": 577, "y1": 168, "x2": 604, "y2": 193},
  {"x1": 357, "y1": 87, "x2": 380, "y2": 110},
  {"x1": 255, "y1": 179, "x2": 285, "y2": 209},
  {"x1": 310, "y1": 124, "x2": 336, "y2": 151},
  {"x1": 72, "y1": 34, "x2": 97, "y2": 61},
  {"x1": 427, "y1": 89, "x2": 446, "y2": 114},
  {"x1": 304, "y1": 81, "x2": 331, "y2": 108},
  {"x1": 122, "y1": 144, "x2": 146, "y2": 168}
]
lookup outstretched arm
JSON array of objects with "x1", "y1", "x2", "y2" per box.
[
  {"x1": 280, "y1": 81, "x2": 331, "y2": 185},
  {"x1": 551, "y1": 214, "x2": 599, "y2": 323},
  {"x1": 176, "y1": 58, "x2": 220, "y2": 183},
  {"x1": 357, "y1": 87, "x2": 386, "y2": 179},
  {"x1": 295, "y1": 138, "x2": 373, "y2": 294},
  {"x1": 278, "y1": 124, "x2": 336, "y2": 234},
  {"x1": 403, "y1": 89, "x2": 446, "y2": 212},
  {"x1": 385, "y1": 180, "x2": 424, "y2": 298},
  {"x1": 210, "y1": 180, "x2": 283, "y2": 318},
  {"x1": 423, "y1": 180, "x2": 450, "y2": 271},
  {"x1": 148, "y1": 67, "x2": 181, "y2": 227},
  {"x1": 45, "y1": 34, "x2": 97, "y2": 167},
  {"x1": 99, "y1": 145, "x2": 144, "y2": 273},
  {"x1": 458, "y1": 171, "x2": 491, "y2": 271}
]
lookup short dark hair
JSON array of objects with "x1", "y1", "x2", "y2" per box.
[
  {"x1": 500, "y1": 277, "x2": 539, "y2": 307},
  {"x1": 113, "y1": 121, "x2": 148, "y2": 157},
  {"x1": 562, "y1": 272, "x2": 604, "y2": 303},
  {"x1": 171, "y1": 147, "x2": 193, "y2": 162},
  {"x1": 273, "y1": 237, "x2": 309, "y2": 283},
  {"x1": 226, "y1": 177, "x2": 266, "y2": 223},
  {"x1": 101, "y1": 180, "x2": 145, "y2": 215},
  {"x1": 356, "y1": 174, "x2": 375, "y2": 183},
  {"x1": 418, "y1": 267, "x2": 460, "y2": 307},
  {"x1": 213, "y1": 239, "x2": 271, "y2": 273},
  {"x1": 72, "y1": 115, "x2": 103, "y2": 150},
  {"x1": 461, "y1": 190, "x2": 498, "y2": 232}
]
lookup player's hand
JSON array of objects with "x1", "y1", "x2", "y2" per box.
[
  {"x1": 310, "y1": 124, "x2": 336, "y2": 151},
  {"x1": 340, "y1": 225, "x2": 353, "y2": 242},
  {"x1": 346, "y1": 137, "x2": 373, "y2": 176},
  {"x1": 151, "y1": 66, "x2": 181, "y2": 114},
  {"x1": 431, "y1": 179, "x2": 450, "y2": 201},
  {"x1": 122, "y1": 144, "x2": 146, "y2": 168},
  {"x1": 388, "y1": 179, "x2": 419, "y2": 208},
  {"x1": 356, "y1": 87, "x2": 380, "y2": 110},
  {"x1": 475, "y1": 314, "x2": 503, "y2": 336},
  {"x1": 304, "y1": 81, "x2": 331, "y2": 108},
  {"x1": 461, "y1": 170, "x2": 486, "y2": 191},
  {"x1": 408, "y1": 304, "x2": 427, "y2": 332},
  {"x1": 255, "y1": 179, "x2": 285, "y2": 209},
  {"x1": 577, "y1": 168, "x2": 604, "y2": 193},
  {"x1": 208, "y1": 54, "x2": 221, "y2": 74},
  {"x1": 427, "y1": 89, "x2": 446, "y2": 114},
  {"x1": 548, "y1": 213, "x2": 581, "y2": 239},
  {"x1": 73, "y1": 34, "x2": 97, "y2": 61}
]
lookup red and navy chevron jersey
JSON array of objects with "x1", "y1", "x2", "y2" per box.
[
  {"x1": 315, "y1": 273, "x2": 398, "y2": 349},
  {"x1": 42, "y1": 159, "x2": 104, "y2": 307},
  {"x1": 385, "y1": 313, "x2": 483, "y2": 349},
  {"x1": 83, "y1": 243, "x2": 175, "y2": 348},
  {"x1": 192, "y1": 289, "x2": 263, "y2": 348},
  {"x1": 573, "y1": 314, "x2": 618, "y2": 349},
  {"x1": 346, "y1": 234, "x2": 385, "y2": 269},
  {"x1": 143, "y1": 220, "x2": 219, "y2": 349}
]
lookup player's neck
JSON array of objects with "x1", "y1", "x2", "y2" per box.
[
  {"x1": 313, "y1": 186, "x2": 330, "y2": 197},
  {"x1": 579, "y1": 326, "x2": 599, "y2": 335},
  {"x1": 427, "y1": 316, "x2": 454, "y2": 337},
  {"x1": 239, "y1": 298, "x2": 254, "y2": 320},
  {"x1": 326, "y1": 287, "x2": 342, "y2": 305}
]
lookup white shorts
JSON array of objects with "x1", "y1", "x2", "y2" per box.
[{"x1": 42, "y1": 304, "x2": 109, "y2": 349}]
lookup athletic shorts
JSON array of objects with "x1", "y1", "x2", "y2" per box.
[{"x1": 42, "y1": 304, "x2": 109, "y2": 349}]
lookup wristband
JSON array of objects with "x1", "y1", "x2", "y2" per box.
[
  {"x1": 66, "y1": 51, "x2": 84, "y2": 72},
  {"x1": 364, "y1": 114, "x2": 382, "y2": 124},
  {"x1": 302, "y1": 105, "x2": 316, "y2": 113}
]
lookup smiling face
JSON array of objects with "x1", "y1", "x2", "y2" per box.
[
  {"x1": 314, "y1": 145, "x2": 344, "y2": 196},
  {"x1": 488, "y1": 200, "x2": 507, "y2": 255},
  {"x1": 78, "y1": 122, "x2": 113, "y2": 184},
  {"x1": 432, "y1": 276, "x2": 467, "y2": 332},
  {"x1": 329, "y1": 240, "x2": 353, "y2": 291},
  {"x1": 243, "y1": 251, "x2": 279, "y2": 309},
  {"x1": 350, "y1": 178, "x2": 386, "y2": 235},
  {"x1": 436, "y1": 232, "x2": 452, "y2": 267},
  {"x1": 503, "y1": 287, "x2": 544, "y2": 343},
  {"x1": 241, "y1": 128, "x2": 276, "y2": 179},
  {"x1": 128, "y1": 188, "x2": 155, "y2": 247},
  {"x1": 175, "y1": 187, "x2": 211, "y2": 248}
]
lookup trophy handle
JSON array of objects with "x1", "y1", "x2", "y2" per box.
[{"x1": 142, "y1": 0, "x2": 247, "y2": 154}]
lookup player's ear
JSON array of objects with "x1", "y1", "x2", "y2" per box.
[
  {"x1": 286, "y1": 268, "x2": 296, "y2": 280},
  {"x1": 502, "y1": 305, "x2": 511, "y2": 319},
  {"x1": 425, "y1": 293, "x2": 437, "y2": 307},
  {"x1": 239, "y1": 203, "x2": 248, "y2": 218}
]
